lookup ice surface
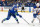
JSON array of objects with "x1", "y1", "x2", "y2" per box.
[{"x1": 0, "y1": 12, "x2": 40, "y2": 27}]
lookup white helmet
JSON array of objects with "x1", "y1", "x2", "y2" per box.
[{"x1": 36, "y1": 3, "x2": 39, "y2": 6}]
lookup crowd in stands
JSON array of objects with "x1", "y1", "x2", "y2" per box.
[{"x1": 0, "y1": 0, "x2": 40, "y2": 7}]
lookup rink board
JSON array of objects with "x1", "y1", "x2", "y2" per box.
[
  {"x1": 0, "y1": 7, "x2": 33, "y2": 13},
  {"x1": 0, "y1": 10, "x2": 33, "y2": 13}
]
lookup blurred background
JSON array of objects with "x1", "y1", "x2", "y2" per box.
[
  {"x1": 0, "y1": 0, "x2": 40, "y2": 7},
  {"x1": 0, "y1": 0, "x2": 40, "y2": 12}
]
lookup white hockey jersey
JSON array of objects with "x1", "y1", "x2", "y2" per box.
[{"x1": 33, "y1": 8, "x2": 37, "y2": 14}]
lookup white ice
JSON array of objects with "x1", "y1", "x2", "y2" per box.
[{"x1": 0, "y1": 12, "x2": 40, "y2": 27}]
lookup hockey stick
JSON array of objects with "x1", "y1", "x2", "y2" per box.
[{"x1": 22, "y1": 18, "x2": 29, "y2": 24}]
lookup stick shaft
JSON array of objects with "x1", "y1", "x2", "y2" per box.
[{"x1": 22, "y1": 18, "x2": 29, "y2": 24}]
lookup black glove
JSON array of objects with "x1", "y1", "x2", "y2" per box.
[{"x1": 19, "y1": 15, "x2": 22, "y2": 18}]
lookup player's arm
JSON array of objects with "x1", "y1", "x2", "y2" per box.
[
  {"x1": 15, "y1": 11, "x2": 22, "y2": 18},
  {"x1": 17, "y1": 13, "x2": 22, "y2": 18}
]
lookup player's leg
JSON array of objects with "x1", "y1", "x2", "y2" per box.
[
  {"x1": 38, "y1": 19, "x2": 40, "y2": 23},
  {"x1": 14, "y1": 12, "x2": 22, "y2": 23},
  {"x1": 13, "y1": 15, "x2": 19, "y2": 24},
  {"x1": 32, "y1": 18, "x2": 35, "y2": 23},
  {"x1": 32, "y1": 14, "x2": 36, "y2": 23},
  {"x1": 36, "y1": 12, "x2": 40, "y2": 23},
  {"x1": 2, "y1": 10, "x2": 11, "y2": 23},
  {"x1": 39, "y1": 19, "x2": 40, "y2": 23},
  {"x1": 38, "y1": 18, "x2": 40, "y2": 23},
  {"x1": 37, "y1": 17, "x2": 40, "y2": 23}
]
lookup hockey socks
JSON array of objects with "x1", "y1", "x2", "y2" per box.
[
  {"x1": 2, "y1": 18, "x2": 7, "y2": 23},
  {"x1": 15, "y1": 18, "x2": 19, "y2": 23}
]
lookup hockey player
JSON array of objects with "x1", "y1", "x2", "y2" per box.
[
  {"x1": 1, "y1": 4, "x2": 22, "y2": 24},
  {"x1": 21, "y1": 3, "x2": 25, "y2": 12},
  {"x1": 32, "y1": 3, "x2": 40, "y2": 23}
]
